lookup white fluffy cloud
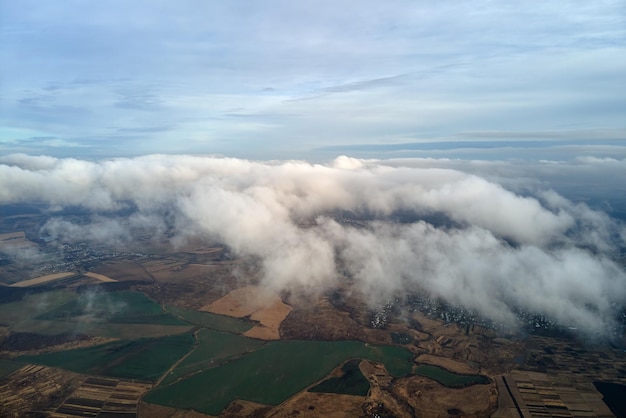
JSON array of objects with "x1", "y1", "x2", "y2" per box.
[{"x1": 1, "y1": 154, "x2": 625, "y2": 335}]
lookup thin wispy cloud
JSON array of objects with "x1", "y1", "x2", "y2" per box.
[{"x1": 0, "y1": 1, "x2": 624, "y2": 158}]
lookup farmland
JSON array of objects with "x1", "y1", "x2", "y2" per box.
[
  {"x1": 36, "y1": 290, "x2": 188, "y2": 326},
  {"x1": 413, "y1": 364, "x2": 489, "y2": 388},
  {"x1": 146, "y1": 339, "x2": 414, "y2": 415},
  {"x1": 309, "y1": 359, "x2": 370, "y2": 396},
  {"x1": 0, "y1": 290, "x2": 77, "y2": 327},
  {"x1": 4, "y1": 290, "x2": 194, "y2": 340},
  {"x1": 19, "y1": 333, "x2": 194, "y2": 381},
  {"x1": 202, "y1": 285, "x2": 292, "y2": 340},
  {"x1": 0, "y1": 358, "x2": 22, "y2": 379},
  {"x1": 0, "y1": 365, "x2": 152, "y2": 417},
  {"x1": 9, "y1": 272, "x2": 77, "y2": 287},
  {"x1": 160, "y1": 328, "x2": 265, "y2": 386},
  {"x1": 1, "y1": 209, "x2": 624, "y2": 417},
  {"x1": 165, "y1": 304, "x2": 254, "y2": 333}
]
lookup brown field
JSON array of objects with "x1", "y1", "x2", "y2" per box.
[
  {"x1": 10, "y1": 272, "x2": 77, "y2": 287},
  {"x1": 244, "y1": 298, "x2": 292, "y2": 340},
  {"x1": 279, "y1": 295, "x2": 391, "y2": 344},
  {"x1": 491, "y1": 334, "x2": 626, "y2": 417},
  {"x1": 139, "y1": 401, "x2": 214, "y2": 417},
  {"x1": 265, "y1": 392, "x2": 366, "y2": 418},
  {"x1": 415, "y1": 353, "x2": 479, "y2": 375},
  {"x1": 0, "y1": 364, "x2": 82, "y2": 416},
  {"x1": 141, "y1": 260, "x2": 221, "y2": 282},
  {"x1": 392, "y1": 373, "x2": 497, "y2": 418},
  {"x1": 92, "y1": 260, "x2": 153, "y2": 282},
  {"x1": 359, "y1": 359, "x2": 413, "y2": 417},
  {"x1": 137, "y1": 259, "x2": 244, "y2": 310},
  {"x1": 84, "y1": 271, "x2": 118, "y2": 283},
  {"x1": 221, "y1": 399, "x2": 272, "y2": 418},
  {"x1": 493, "y1": 370, "x2": 614, "y2": 418},
  {"x1": 0, "y1": 232, "x2": 27, "y2": 240},
  {"x1": 202, "y1": 285, "x2": 292, "y2": 340},
  {"x1": 51, "y1": 376, "x2": 152, "y2": 418},
  {"x1": 0, "y1": 231, "x2": 37, "y2": 250},
  {"x1": 184, "y1": 247, "x2": 224, "y2": 255}
]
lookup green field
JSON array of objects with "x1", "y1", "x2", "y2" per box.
[
  {"x1": 0, "y1": 291, "x2": 77, "y2": 327},
  {"x1": 413, "y1": 364, "x2": 489, "y2": 388},
  {"x1": 161, "y1": 328, "x2": 265, "y2": 386},
  {"x1": 37, "y1": 291, "x2": 187, "y2": 326},
  {"x1": 165, "y1": 305, "x2": 254, "y2": 333},
  {"x1": 19, "y1": 333, "x2": 194, "y2": 381},
  {"x1": 309, "y1": 359, "x2": 370, "y2": 396},
  {"x1": 0, "y1": 358, "x2": 23, "y2": 379},
  {"x1": 146, "y1": 340, "x2": 414, "y2": 415},
  {"x1": 2, "y1": 290, "x2": 194, "y2": 339},
  {"x1": 12, "y1": 319, "x2": 193, "y2": 339}
]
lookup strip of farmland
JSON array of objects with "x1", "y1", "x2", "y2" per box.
[{"x1": 10, "y1": 272, "x2": 76, "y2": 287}]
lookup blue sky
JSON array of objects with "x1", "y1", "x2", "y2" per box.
[{"x1": 1, "y1": 0, "x2": 625, "y2": 160}]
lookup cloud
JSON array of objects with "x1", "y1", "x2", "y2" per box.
[
  {"x1": 1, "y1": 1, "x2": 624, "y2": 158},
  {"x1": 1, "y1": 154, "x2": 625, "y2": 337}
]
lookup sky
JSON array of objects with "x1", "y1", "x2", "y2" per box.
[{"x1": 1, "y1": 0, "x2": 625, "y2": 160}]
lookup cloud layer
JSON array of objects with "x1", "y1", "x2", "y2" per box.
[{"x1": 1, "y1": 154, "x2": 625, "y2": 336}]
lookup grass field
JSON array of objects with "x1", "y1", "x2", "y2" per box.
[
  {"x1": 165, "y1": 305, "x2": 254, "y2": 333},
  {"x1": 146, "y1": 340, "x2": 413, "y2": 415},
  {"x1": 0, "y1": 291, "x2": 77, "y2": 327},
  {"x1": 37, "y1": 291, "x2": 187, "y2": 326},
  {"x1": 160, "y1": 329, "x2": 265, "y2": 386},
  {"x1": 309, "y1": 359, "x2": 369, "y2": 396},
  {"x1": 12, "y1": 319, "x2": 192, "y2": 339},
  {"x1": 413, "y1": 364, "x2": 489, "y2": 388},
  {"x1": 0, "y1": 358, "x2": 23, "y2": 379},
  {"x1": 19, "y1": 333, "x2": 194, "y2": 381},
  {"x1": 3, "y1": 290, "x2": 193, "y2": 339}
]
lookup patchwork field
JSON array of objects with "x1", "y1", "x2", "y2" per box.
[
  {"x1": 1, "y1": 230, "x2": 622, "y2": 418},
  {"x1": 165, "y1": 305, "x2": 254, "y2": 333},
  {"x1": 0, "y1": 364, "x2": 81, "y2": 416},
  {"x1": 146, "y1": 339, "x2": 414, "y2": 415},
  {"x1": 54, "y1": 377, "x2": 152, "y2": 418},
  {"x1": 202, "y1": 285, "x2": 292, "y2": 340}
]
